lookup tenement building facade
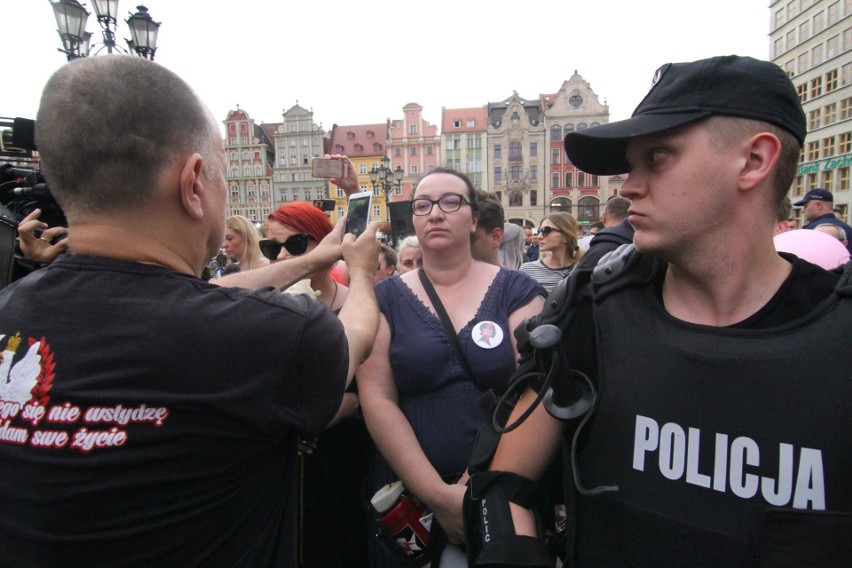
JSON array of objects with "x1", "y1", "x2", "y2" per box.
[
  {"x1": 772, "y1": 0, "x2": 852, "y2": 223},
  {"x1": 223, "y1": 109, "x2": 275, "y2": 223}
]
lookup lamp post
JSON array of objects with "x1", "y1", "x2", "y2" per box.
[
  {"x1": 50, "y1": 1, "x2": 161, "y2": 61},
  {"x1": 369, "y1": 155, "x2": 404, "y2": 247}
]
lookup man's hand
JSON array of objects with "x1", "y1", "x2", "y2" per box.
[
  {"x1": 341, "y1": 222, "x2": 380, "y2": 275},
  {"x1": 18, "y1": 208, "x2": 68, "y2": 262},
  {"x1": 326, "y1": 154, "x2": 359, "y2": 197}
]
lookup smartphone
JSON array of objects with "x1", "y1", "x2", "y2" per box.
[
  {"x1": 345, "y1": 191, "x2": 372, "y2": 237},
  {"x1": 312, "y1": 199, "x2": 336, "y2": 212},
  {"x1": 311, "y1": 157, "x2": 348, "y2": 179}
]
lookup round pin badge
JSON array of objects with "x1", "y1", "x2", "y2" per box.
[{"x1": 473, "y1": 320, "x2": 504, "y2": 349}]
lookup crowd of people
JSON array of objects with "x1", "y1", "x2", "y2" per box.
[{"x1": 0, "y1": 53, "x2": 849, "y2": 568}]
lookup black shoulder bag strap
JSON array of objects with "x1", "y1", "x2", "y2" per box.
[{"x1": 418, "y1": 268, "x2": 476, "y2": 380}]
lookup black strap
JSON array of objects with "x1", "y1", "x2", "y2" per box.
[{"x1": 418, "y1": 268, "x2": 477, "y2": 380}]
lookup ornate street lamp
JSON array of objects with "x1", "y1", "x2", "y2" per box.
[
  {"x1": 50, "y1": 1, "x2": 161, "y2": 61},
  {"x1": 369, "y1": 156, "x2": 404, "y2": 247}
]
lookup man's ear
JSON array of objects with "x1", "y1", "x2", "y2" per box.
[
  {"x1": 179, "y1": 153, "x2": 205, "y2": 220},
  {"x1": 740, "y1": 132, "x2": 781, "y2": 192}
]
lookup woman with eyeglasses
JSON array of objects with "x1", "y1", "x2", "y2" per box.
[
  {"x1": 262, "y1": 200, "x2": 373, "y2": 567},
  {"x1": 519, "y1": 212, "x2": 584, "y2": 294},
  {"x1": 219, "y1": 215, "x2": 269, "y2": 273},
  {"x1": 357, "y1": 168, "x2": 544, "y2": 565}
]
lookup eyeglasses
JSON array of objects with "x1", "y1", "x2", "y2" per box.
[
  {"x1": 538, "y1": 226, "x2": 564, "y2": 237},
  {"x1": 410, "y1": 193, "x2": 470, "y2": 216},
  {"x1": 259, "y1": 233, "x2": 312, "y2": 259}
]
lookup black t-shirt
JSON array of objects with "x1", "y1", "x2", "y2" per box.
[{"x1": 0, "y1": 255, "x2": 348, "y2": 567}]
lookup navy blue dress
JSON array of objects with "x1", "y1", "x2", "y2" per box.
[{"x1": 366, "y1": 268, "x2": 541, "y2": 566}]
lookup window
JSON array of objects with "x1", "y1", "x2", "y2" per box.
[
  {"x1": 530, "y1": 190, "x2": 537, "y2": 207},
  {"x1": 410, "y1": 165, "x2": 418, "y2": 175},
  {"x1": 845, "y1": 27, "x2": 852, "y2": 51},
  {"x1": 354, "y1": 144, "x2": 363, "y2": 153},
  {"x1": 812, "y1": 44, "x2": 824, "y2": 67},
  {"x1": 811, "y1": 77, "x2": 823, "y2": 98},
  {"x1": 813, "y1": 10, "x2": 825, "y2": 33},
  {"x1": 828, "y1": 1, "x2": 840, "y2": 25},
  {"x1": 395, "y1": 184, "x2": 403, "y2": 196},
  {"x1": 841, "y1": 97, "x2": 852, "y2": 119},
  {"x1": 467, "y1": 119, "x2": 475, "y2": 127},
  {"x1": 411, "y1": 147, "x2": 417, "y2": 156},
  {"x1": 578, "y1": 172, "x2": 587, "y2": 188},
  {"x1": 828, "y1": 35, "x2": 840, "y2": 58},
  {"x1": 788, "y1": 0, "x2": 799, "y2": 19},
  {"x1": 823, "y1": 168, "x2": 834, "y2": 191},
  {"x1": 807, "y1": 173, "x2": 820, "y2": 192},
  {"x1": 799, "y1": 20, "x2": 811, "y2": 41},
  {"x1": 337, "y1": 207, "x2": 345, "y2": 218},
  {"x1": 826, "y1": 103, "x2": 838, "y2": 124},
  {"x1": 530, "y1": 143, "x2": 537, "y2": 156},
  {"x1": 373, "y1": 205, "x2": 381, "y2": 218},
  {"x1": 577, "y1": 196, "x2": 599, "y2": 222},
  {"x1": 840, "y1": 167, "x2": 850, "y2": 191},
  {"x1": 775, "y1": 9, "x2": 784, "y2": 29},
  {"x1": 509, "y1": 165, "x2": 522, "y2": 180},
  {"x1": 775, "y1": 37, "x2": 785, "y2": 57},
  {"x1": 798, "y1": 52, "x2": 810, "y2": 72},
  {"x1": 826, "y1": 70, "x2": 839, "y2": 94},
  {"x1": 552, "y1": 172, "x2": 560, "y2": 188},
  {"x1": 565, "y1": 171, "x2": 573, "y2": 188},
  {"x1": 230, "y1": 186, "x2": 239, "y2": 197},
  {"x1": 552, "y1": 148, "x2": 561, "y2": 164},
  {"x1": 840, "y1": 132, "x2": 852, "y2": 154},
  {"x1": 467, "y1": 137, "x2": 481, "y2": 149},
  {"x1": 453, "y1": 120, "x2": 461, "y2": 128},
  {"x1": 508, "y1": 191, "x2": 523, "y2": 207},
  {"x1": 372, "y1": 185, "x2": 380, "y2": 197},
  {"x1": 495, "y1": 167, "x2": 502, "y2": 182},
  {"x1": 551, "y1": 125, "x2": 562, "y2": 140},
  {"x1": 494, "y1": 145, "x2": 502, "y2": 159},
  {"x1": 823, "y1": 136, "x2": 836, "y2": 157},
  {"x1": 810, "y1": 109, "x2": 822, "y2": 130},
  {"x1": 797, "y1": 83, "x2": 808, "y2": 102},
  {"x1": 787, "y1": 29, "x2": 797, "y2": 49},
  {"x1": 564, "y1": 124, "x2": 575, "y2": 133},
  {"x1": 410, "y1": 125, "x2": 417, "y2": 134},
  {"x1": 509, "y1": 142, "x2": 522, "y2": 159},
  {"x1": 447, "y1": 137, "x2": 460, "y2": 150},
  {"x1": 530, "y1": 165, "x2": 538, "y2": 180},
  {"x1": 808, "y1": 141, "x2": 820, "y2": 161},
  {"x1": 590, "y1": 175, "x2": 599, "y2": 187}
]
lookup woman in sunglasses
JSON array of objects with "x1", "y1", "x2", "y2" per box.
[
  {"x1": 358, "y1": 168, "x2": 544, "y2": 564},
  {"x1": 263, "y1": 200, "x2": 373, "y2": 566},
  {"x1": 220, "y1": 215, "x2": 269, "y2": 273},
  {"x1": 519, "y1": 212, "x2": 584, "y2": 294}
]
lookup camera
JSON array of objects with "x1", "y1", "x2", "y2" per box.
[{"x1": 1, "y1": 117, "x2": 67, "y2": 288}]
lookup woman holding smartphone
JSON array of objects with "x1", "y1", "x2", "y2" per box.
[{"x1": 357, "y1": 168, "x2": 544, "y2": 566}]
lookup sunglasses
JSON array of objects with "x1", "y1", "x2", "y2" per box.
[
  {"x1": 538, "y1": 226, "x2": 564, "y2": 237},
  {"x1": 259, "y1": 233, "x2": 312, "y2": 259}
]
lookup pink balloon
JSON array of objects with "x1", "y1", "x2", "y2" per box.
[{"x1": 774, "y1": 229, "x2": 850, "y2": 269}]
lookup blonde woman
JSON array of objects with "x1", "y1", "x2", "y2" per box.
[
  {"x1": 519, "y1": 212, "x2": 583, "y2": 294},
  {"x1": 221, "y1": 215, "x2": 269, "y2": 272}
]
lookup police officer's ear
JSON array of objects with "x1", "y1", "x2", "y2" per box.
[{"x1": 739, "y1": 132, "x2": 782, "y2": 193}]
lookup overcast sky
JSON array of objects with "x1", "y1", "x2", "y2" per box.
[{"x1": 6, "y1": 1, "x2": 770, "y2": 133}]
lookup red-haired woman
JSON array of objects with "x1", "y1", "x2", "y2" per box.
[{"x1": 263, "y1": 200, "x2": 371, "y2": 567}]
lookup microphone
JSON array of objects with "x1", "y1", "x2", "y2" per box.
[{"x1": 11, "y1": 183, "x2": 51, "y2": 199}]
